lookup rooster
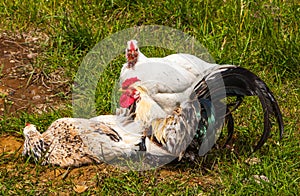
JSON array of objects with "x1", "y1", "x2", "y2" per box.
[
  {"x1": 119, "y1": 77, "x2": 202, "y2": 160},
  {"x1": 119, "y1": 40, "x2": 283, "y2": 158}
]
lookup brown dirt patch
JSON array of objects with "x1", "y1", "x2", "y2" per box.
[
  {"x1": 0, "y1": 32, "x2": 70, "y2": 116},
  {"x1": 0, "y1": 134, "x2": 23, "y2": 155},
  {"x1": 0, "y1": 134, "x2": 220, "y2": 193}
]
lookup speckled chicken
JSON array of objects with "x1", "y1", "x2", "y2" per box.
[{"x1": 23, "y1": 112, "x2": 145, "y2": 168}]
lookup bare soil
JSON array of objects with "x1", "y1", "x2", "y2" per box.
[
  {"x1": 0, "y1": 32, "x2": 69, "y2": 116},
  {"x1": 0, "y1": 134, "x2": 219, "y2": 193}
]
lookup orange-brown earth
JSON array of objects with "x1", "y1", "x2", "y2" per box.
[{"x1": 0, "y1": 128, "x2": 218, "y2": 194}]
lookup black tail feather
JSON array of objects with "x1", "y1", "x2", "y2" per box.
[
  {"x1": 194, "y1": 66, "x2": 284, "y2": 153},
  {"x1": 224, "y1": 108, "x2": 234, "y2": 147},
  {"x1": 221, "y1": 67, "x2": 284, "y2": 150}
]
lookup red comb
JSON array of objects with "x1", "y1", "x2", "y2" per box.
[
  {"x1": 121, "y1": 77, "x2": 140, "y2": 89},
  {"x1": 26, "y1": 123, "x2": 31, "y2": 126},
  {"x1": 130, "y1": 41, "x2": 136, "y2": 50}
]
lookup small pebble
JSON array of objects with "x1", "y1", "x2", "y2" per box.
[
  {"x1": 27, "y1": 53, "x2": 38, "y2": 59},
  {"x1": 32, "y1": 37, "x2": 39, "y2": 42},
  {"x1": 73, "y1": 185, "x2": 88, "y2": 193},
  {"x1": 32, "y1": 95, "x2": 41, "y2": 100},
  {"x1": 245, "y1": 157, "x2": 261, "y2": 165},
  {"x1": 31, "y1": 89, "x2": 36, "y2": 95},
  {"x1": 253, "y1": 175, "x2": 270, "y2": 184}
]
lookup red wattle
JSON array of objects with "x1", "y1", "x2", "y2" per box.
[{"x1": 120, "y1": 94, "x2": 135, "y2": 108}]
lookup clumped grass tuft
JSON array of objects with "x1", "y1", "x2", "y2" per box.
[{"x1": 0, "y1": 0, "x2": 299, "y2": 195}]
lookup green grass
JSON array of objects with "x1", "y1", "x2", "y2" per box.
[{"x1": 0, "y1": 0, "x2": 299, "y2": 195}]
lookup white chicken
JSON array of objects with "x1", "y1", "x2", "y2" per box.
[{"x1": 119, "y1": 40, "x2": 283, "y2": 157}]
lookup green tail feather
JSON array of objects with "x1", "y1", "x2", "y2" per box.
[{"x1": 197, "y1": 98, "x2": 218, "y2": 156}]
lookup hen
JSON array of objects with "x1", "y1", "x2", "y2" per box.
[{"x1": 23, "y1": 114, "x2": 144, "y2": 167}]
